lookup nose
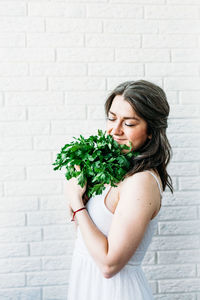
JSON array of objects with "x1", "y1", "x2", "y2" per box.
[{"x1": 111, "y1": 121, "x2": 123, "y2": 135}]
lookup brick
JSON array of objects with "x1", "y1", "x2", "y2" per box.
[
  {"x1": 30, "y1": 241, "x2": 74, "y2": 256},
  {"x1": 107, "y1": 77, "x2": 163, "y2": 91},
  {"x1": 165, "y1": 77, "x2": 200, "y2": 90},
  {"x1": 0, "y1": 184, "x2": 3, "y2": 196},
  {"x1": 87, "y1": 4, "x2": 143, "y2": 18},
  {"x1": 158, "y1": 250, "x2": 200, "y2": 264},
  {"x1": 28, "y1": 105, "x2": 86, "y2": 120},
  {"x1": 43, "y1": 286, "x2": 68, "y2": 300},
  {"x1": 88, "y1": 63, "x2": 144, "y2": 76},
  {"x1": 0, "y1": 288, "x2": 41, "y2": 300},
  {"x1": 58, "y1": 0, "x2": 107, "y2": 1},
  {"x1": 0, "y1": 48, "x2": 55, "y2": 62},
  {"x1": 0, "y1": 227, "x2": 41, "y2": 242},
  {"x1": 0, "y1": 136, "x2": 32, "y2": 151},
  {"x1": 87, "y1": 105, "x2": 105, "y2": 120},
  {"x1": 0, "y1": 107, "x2": 26, "y2": 121},
  {"x1": 145, "y1": 6, "x2": 198, "y2": 19},
  {"x1": 0, "y1": 257, "x2": 41, "y2": 273},
  {"x1": 43, "y1": 225, "x2": 76, "y2": 240},
  {"x1": 116, "y1": 49, "x2": 170, "y2": 62},
  {"x1": 0, "y1": 166, "x2": 25, "y2": 181},
  {"x1": 172, "y1": 148, "x2": 200, "y2": 162},
  {"x1": 168, "y1": 133, "x2": 200, "y2": 147},
  {"x1": 0, "y1": 33, "x2": 25, "y2": 47},
  {"x1": 172, "y1": 49, "x2": 200, "y2": 62},
  {"x1": 168, "y1": 0, "x2": 200, "y2": 3},
  {"x1": 42, "y1": 256, "x2": 70, "y2": 270},
  {"x1": 0, "y1": 243, "x2": 28, "y2": 258},
  {"x1": 30, "y1": 62, "x2": 87, "y2": 76},
  {"x1": 0, "y1": 274, "x2": 25, "y2": 288},
  {"x1": 0, "y1": 63, "x2": 28, "y2": 76},
  {"x1": 66, "y1": 91, "x2": 107, "y2": 104},
  {"x1": 52, "y1": 120, "x2": 105, "y2": 135},
  {"x1": 159, "y1": 20, "x2": 200, "y2": 34},
  {"x1": 168, "y1": 162, "x2": 198, "y2": 176},
  {"x1": 0, "y1": 17, "x2": 44, "y2": 32},
  {"x1": 40, "y1": 196, "x2": 67, "y2": 210},
  {"x1": 149, "y1": 235, "x2": 200, "y2": 251},
  {"x1": 179, "y1": 177, "x2": 200, "y2": 190},
  {"x1": 27, "y1": 270, "x2": 69, "y2": 286},
  {"x1": 165, "y1": 91, "x2": 178, "y2": 104},
  {"x1": 0, "y1": 121, "x2": 50, "y2": 136},
  {"x1": 27, "y1": 33, "x2": 84, "y2": 48},
  {"x1": 146, "y1": 63, "x2": 199, "y2": 77},
  {"x1": 168, "y1": 119, "x2": 200, "y2": 133},
  {"x1": 197, "y1": 264, "x2": 200, "y2": 276},
  {"x1": 0, "y1": 77, "x2": 46, "y2": 91},
  {"x1": 57, "y1": 48, "x2": 114, "y2": 62},
  {"x1": 27, "y1": 165, "x2": 58, "y2": 180},
  {"x1": 180, "y1": 91, "x2": 200, "y2": 104},
  {"x1": 0, "y1": 151, "x2": 51, "y2": 166},
  {"x1": 5, "y1": 180, "x2": 62, "y2": 196},
  {"x1": 0, "y1": 196, "x2": 38, "y2": 212},
  {"x1": 143, "y1": 34, "x2": 197, "y2": 48},
  {"x1": 0, "y1": 93, "x2": 3, "y2": 105},
  {"x1": 104, "y1": 20, "x2": 158, "y2": 34},
  {"x1": 0, "y1": 2, "x2": 26, "y2": 16},
  {"x1": 154, "y1": 294, "x2": 195, "y2": 300},
  {"x1": 159, "y1": 220, "x2": 200, "y2": 235},
  {"x1": 5, "y1": 91, "x2": 63, "y2": 106},
  {"x1": 111, "y1": 0, "x2": 165, "y2": 2},
  {"x1": 169, "y1": 104, "x2": 200, "y2": 119},
  {"x1": 163, "y1": 191, "x2": 200, "y2": 206},
  {"x1": 159, "y1": 278, "x2": 200, "y2": 293},
  {"x1": 29, "y1": 3, "x2": 86, "y2": 17},
  {"x1": 46, "y1": 18, "x2": 102, "y2": 32},
  {"x1": 33, "y1": 135, "x2": 72, "y2": 151},
  {"x1": 144, "y1": 264, "x2": 195, "y2": 280},
  {"x1": 0, "y1": 212, "x2": 25, "y2": 227},
  {"x1": 49, "y1": 77, "x2": 105, "y2": 91},
  {"x1": 159, "y1": 206, "x2": 197, "y2": 220},
  {"x1": 27, "y1": 211, "x2": 68, "y2": 226},
  {"x1": 86, "y1": 34, "x2": 140, "y2": 48}
]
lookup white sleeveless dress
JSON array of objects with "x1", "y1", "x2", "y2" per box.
[{"x1": 67, "y1": 171, "x2": 163, "y2": 300}]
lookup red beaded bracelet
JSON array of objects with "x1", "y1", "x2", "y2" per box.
[{"x1": 71, "y1": 207, "x2": 86, "y2": 222}]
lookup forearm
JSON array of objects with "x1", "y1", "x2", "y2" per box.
[{"x1": 74, "y1": 205, "x2": 109, "y2": 273}]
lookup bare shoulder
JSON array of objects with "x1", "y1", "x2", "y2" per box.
[
  {"x1": 118, "y1": 170, "x2": 161, "y2": 220},
  {"x1": 120, "y1": 169, "x2": 160, "y2": 192}
]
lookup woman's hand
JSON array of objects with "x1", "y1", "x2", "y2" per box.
[{"x1": 64, "y1": 165, "x2": 87, "y2": 211}]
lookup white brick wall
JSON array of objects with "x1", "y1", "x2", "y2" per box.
[{"x1": 0, "y1": 1, "x2": 200, "y2": 299}]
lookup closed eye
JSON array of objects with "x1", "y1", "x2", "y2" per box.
[{"x1": 107, "y1": 118, "x2": 135, "y2": 127}]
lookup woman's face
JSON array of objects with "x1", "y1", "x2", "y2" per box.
[{"x1": 106, "y1": 95, "x2": 151, "y2": 151}]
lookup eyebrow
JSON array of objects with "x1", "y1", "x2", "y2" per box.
[{"x1": 108, "y1": 110, "x2": 140, "y2": 121}]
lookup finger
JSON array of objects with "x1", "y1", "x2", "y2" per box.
[{"x1": 74, "y1": 165, "x2": 80, "y2": 171}]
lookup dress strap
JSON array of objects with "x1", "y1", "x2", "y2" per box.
[{"x1": 146, "y1": 171, "x2": 163, "y2": 197}]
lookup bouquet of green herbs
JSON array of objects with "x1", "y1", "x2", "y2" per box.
[{"x1": 52, "y1": 130, "x2": 139, "y2": 198}]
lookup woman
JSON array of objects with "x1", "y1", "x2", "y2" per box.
[{"x1": 66, "y1": 80, "x2": 173, "y2": 300}]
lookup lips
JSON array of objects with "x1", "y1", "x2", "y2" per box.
[{"x1": 113, "y1": 137, "x2": 126, "y2": 142}]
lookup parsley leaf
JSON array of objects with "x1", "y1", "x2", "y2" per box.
[{"x1": 52, "y1": 130, "x2": 139, "y2": 198}]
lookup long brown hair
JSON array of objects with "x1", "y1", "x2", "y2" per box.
[{"x1": 105, "y1": 80, "x2": 173, "y2": 193}]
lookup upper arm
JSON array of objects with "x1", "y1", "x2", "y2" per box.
[{"x1": 104, "y1": 172, "x2": 160, "y2": 278}]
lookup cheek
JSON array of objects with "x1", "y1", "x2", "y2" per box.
[{"x1": 128, "y1": 128, "x2": 148, "y2": 141}]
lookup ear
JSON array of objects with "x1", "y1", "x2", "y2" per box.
[{"x1": 148, "y1": 133, "x2": 152, "y2": 139}]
